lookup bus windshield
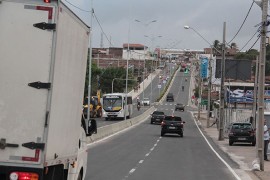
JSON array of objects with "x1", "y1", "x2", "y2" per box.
[{"x1": 103, "y1": 95, "x2": 122, "y2": 111}]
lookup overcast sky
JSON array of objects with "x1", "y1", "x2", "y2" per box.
[{"x1": 64, "y1": 0, "x2": 263, "y2": 51}]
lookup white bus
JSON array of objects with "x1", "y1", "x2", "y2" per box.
[{"x1": 102, "y1": 93, "x2": 133, "y2": 120}]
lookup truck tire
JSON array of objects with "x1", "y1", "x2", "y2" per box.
[
  {"x1": 97, "y1": 108, "x2": 102, "y2": 117},
  {"x1": 77, "y1": 171, "x2": 82, "y2": 180}
]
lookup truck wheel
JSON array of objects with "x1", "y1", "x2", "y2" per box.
[
  {"x1": 77, "y1": 171, "x2": 82, "y2": 180},
  {"x1": 97, "y1": 109, "x2": 102, "y2": 117},
  {"x1": 161, "y1": 131, "x2": 165, "y2": 136}
]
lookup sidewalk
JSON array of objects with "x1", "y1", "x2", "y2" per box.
[{"x1": 196, "y1": 112, "x2": 270, "y2": 180}]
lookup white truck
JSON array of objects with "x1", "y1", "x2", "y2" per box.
[{"x1": 0, "y1": 0, "x2": 96, "y2": 180}]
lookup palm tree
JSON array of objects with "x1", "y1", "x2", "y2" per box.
[{"x1": 213, "y1": 40, "x2": 221, "y2": 55}]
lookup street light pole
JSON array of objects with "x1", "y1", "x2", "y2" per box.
[
  {"x1": 87, "y1": 4, "x2": 94, "y2": 123},
  {"x1": 207, "y1": 48, "x2": 213, "y2": 127},
  {"x1": 144, "y1": 35, "x2": 162, "y2": 105},
  {"x1": 135, "y1": 19, "x2": 157, "y2": 104}
]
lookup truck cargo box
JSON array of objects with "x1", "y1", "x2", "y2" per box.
[{"x1": 0, "y1": 0, "x2": 90, "y2": 169}]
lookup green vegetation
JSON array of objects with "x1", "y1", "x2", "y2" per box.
[
  {"x1": 84, "y1": 51, "x2": 136, "y2": 98},
  {"x1": 156, "y1": 66, "x2": 180, "y2": 102}
]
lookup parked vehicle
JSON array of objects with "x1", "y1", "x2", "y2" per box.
[
  {"x1": 150, "y1": 111, "x2": 165, "y2": 124},
  {"x1": 228, "y1": 122, "x2": 256, "y2": 146},
  {"x1": 142, "y1": 98, "x2": 150, "y2": 106},
  {"x1": 175, "y1": 103, "x2": 185, "y2": 111},
  {"x1": 161, "y1": 116, "x2": 185, "y2": 137},
  {"x1": 166, "y1": 93, "x2": 174, "y2": 102},
  {"x1": 0, "y1": 1, "x2": 96, "y2": 179}
]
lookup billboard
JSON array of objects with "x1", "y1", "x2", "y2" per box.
[
  {"x1": 226, "y1": 88, "x2": 270, "y2": 103},
  {"x1": 215, "y1": 59, "x2": 252, "y2": 81},
  {"x1": 200, "y1": 57, "x2": 208, "y2": 78}
]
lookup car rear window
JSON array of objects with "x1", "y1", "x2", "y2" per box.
[
  {"x1": 165, "y1": 116, "x2": 182, "y2": 121},
  {"x1": 153, "y1": 111, "x2": 164, "y2": 115},
  {"x1": 232, "y1": 123, "x2": 252, "y2": 130}
]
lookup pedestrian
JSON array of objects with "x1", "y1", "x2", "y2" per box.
[{"x1": 264, "y1": 120, "x2": 270, "y2": 161}]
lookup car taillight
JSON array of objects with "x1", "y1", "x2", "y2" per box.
[
  {"x1": 44, "y1": 0, "x2": 51, "y2": 3},
  {"x1": 249, "y1": 131, "x2": 255, "y2": 136},
  {"x1": 161, "y1": 121, "x2": 165, "y2": 126},
  {"x1": 10, "y1": 172, "x2": 39, "y2": 180}
]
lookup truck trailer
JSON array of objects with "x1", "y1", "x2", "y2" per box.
[{"x1": 0, "y1": 0, "x2": 96, "y2": 179}]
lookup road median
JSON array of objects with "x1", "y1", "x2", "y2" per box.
[{"x1": 87, "y1": 106, "x2": 155, "y2": 144}]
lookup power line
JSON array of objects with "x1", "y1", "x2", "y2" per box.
[
  {"x1": 92, "y1": 12, "x2": 113, "y2": 47},
  {"x1": 239, "y1": 29, "x2": 260, "y2": 51},
  {"x1": 63, "y1": 0, "x2": 91, "y2": 12},
  {"x1": 227, "y1": 1, "x2": 254, "y2": 44},
  {"x1": 247, "y1": 35, "x2": 260, "y2": 51}
]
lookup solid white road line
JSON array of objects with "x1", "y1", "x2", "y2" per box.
[{"x1": 193, "y1": 115, "x2": 242, "y2": 180}]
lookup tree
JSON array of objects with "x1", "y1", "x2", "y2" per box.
[
  {"x1": 213, "y1": 40, "x2": 221, "y2": 55},
  {"x1": 230, "y1": 42, "x2": 238, "y2": 51}
]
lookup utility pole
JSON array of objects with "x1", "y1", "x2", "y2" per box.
[
  {"x1": 252, "y1": 55, "x2": 259, "y2": 127},
  {"x1": 257, "y1": 0, "x2": 268, "y2": 171},
  {"x1": 207, "y1": 48, "x2": 213, "y2": 127},
  {"x1": 198, "y1": 60, "x2": 202, "y2": 120},
  {"x1": 219, "y1": 22, "x2": 226, "y2": 141},
  {"x1": 87, "y1": 5, "x2": 94, "y2": 123}
]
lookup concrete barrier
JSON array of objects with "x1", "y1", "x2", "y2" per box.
[{"x1": 87, "y1": 106, "x2": 155, "y2": 144}]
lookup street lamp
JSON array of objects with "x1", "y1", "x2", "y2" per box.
[
  {"x1": 135, "y1": 19, "x2": 158, "y2": 104},
  {"x1": 135, "y1": 19, "x2": 157, "y2": 26},
  {"x1": 144, "y1": 35, "x2": 162, "y2": 105},
  {"x1": 184, "y1": 25, "x2": 215, "y2": 127}
]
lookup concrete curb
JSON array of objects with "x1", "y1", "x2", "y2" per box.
[
  {"x1": 87, "y1": 106, "x2": 155, "y2": 144},
  {"x1": 159, "y1": 67, "x2": 179, "y2": 103}
]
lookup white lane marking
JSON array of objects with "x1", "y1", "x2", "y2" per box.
[
  {"x1": 123, "y1": 138, "x2": 161, "y2": 180},
  {"x1": 129, "y1": 169, "x2": 136, "y2": 174},
  {"x1": 193, "y1": 115, "x2": 242, "y2": 180}
]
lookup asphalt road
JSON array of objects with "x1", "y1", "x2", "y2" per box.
[
  {"x1": 85, "y1": 69, "x2": 239, "y2": 180},
  {"x1": 94, "y1": 63, "x2": 175, "y2": 127}
]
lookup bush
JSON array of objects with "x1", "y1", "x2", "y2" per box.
[{"x1": 156, "y1": 66, "x2": 179, "y2": 102}]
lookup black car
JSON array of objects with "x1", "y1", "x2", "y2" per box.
[
  {"x1": 150, "y1": 111, "x2": 165, "y2": 124},
  {"x1": 166, "y1": 93, "x2": 174, "y2": 102},
  {"x1": 161, "y1": 116, "x2": 185, "y2": 137},
  {"x1": 175, "y1": 103, "x2": 185, "y2": 111},
  {"x1": 228, "y1": 122, "x2": 256, "y2": 146}
]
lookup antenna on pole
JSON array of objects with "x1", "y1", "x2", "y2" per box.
[{"x1": 100, "y1": 32, "x2": 104, "y2": 48}]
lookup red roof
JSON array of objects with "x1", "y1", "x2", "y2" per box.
[{"x1": 123, "y1": 43, "x2": 145, "y2": 48}]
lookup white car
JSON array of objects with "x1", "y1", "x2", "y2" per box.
[{"x1": 142, "y1": 98, "x2": 150, "y2": 106}]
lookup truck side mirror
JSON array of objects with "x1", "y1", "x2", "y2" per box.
[{"x1": 87, "y1": 119, "x2": 97, "y2": 136}]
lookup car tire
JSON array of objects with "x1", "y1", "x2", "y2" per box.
[
  {"x1": 179, "y1": 133, "x2": 183, "y2": 137},
  {"x1": 161, "y1": 131, "x2": 165, "y2": 136},
  {"x1": 151, "y1": 121, "x2": 153, "y2": 124},
  {"x1": 252, "y1": 141, "x2": 256, "y2": 146},
  {"x1": 229, "y1": 140, "x2": 233, "y2": 146}
]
